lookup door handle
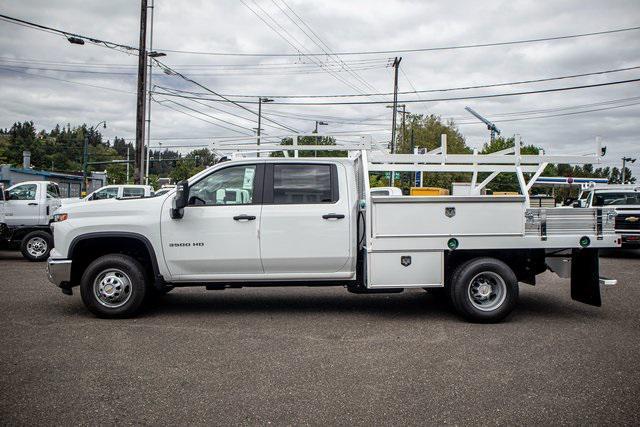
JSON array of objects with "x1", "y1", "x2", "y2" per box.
[
  {"x1": 28, "y1": 203, "x2": 38, "y2": 206},
  {"x1": 322, "y1": 213, "x2": 345, "y2": 219},
  {"x1": 233, "y1": 214, "x2": 256, "y2": 221}
]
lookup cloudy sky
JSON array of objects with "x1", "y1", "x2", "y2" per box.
[{"x1": 0, "y1": 0, "x2": 638, "y2": 173}]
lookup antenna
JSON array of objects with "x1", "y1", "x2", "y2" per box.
[{"x1": 465, "y1": 106, "x2": 501, "y2": 142}]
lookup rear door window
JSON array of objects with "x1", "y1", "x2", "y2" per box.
[
  {"x1": 122, "y1": 187, "x2": 145, "y2": 198},
  {"x1": 269, "y1": 164, "x2": 338, "y2": 204}
]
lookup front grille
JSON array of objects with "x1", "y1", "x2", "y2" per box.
[{"x1": 616, "y1": 214, "x2": 640, "y2": 231}]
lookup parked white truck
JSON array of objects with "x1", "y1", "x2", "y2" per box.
[
  {"x1": 61, "y1": 184, "x2": 154, "y2": 205},
  {"x1": 1, "y1": 180, "x2": 61, "y2": 261},
  {"x1": 47, "y1": 136, "x2": 620, "y2": 322},
  {"x1": 576, "y1": 184, "x2": 640, "y2": 247}
]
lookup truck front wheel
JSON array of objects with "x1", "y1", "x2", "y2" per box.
[
  {"x1": 449, "y1": 257, "x2": 518, "y2": 323},
  {"x1": 20, "y1": 230, "x2": 52, "y2": 262},
  {"x1": 80, "y1": 254, "x2": 148, "y2": 318}
]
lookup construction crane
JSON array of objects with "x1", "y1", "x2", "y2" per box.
[{"x1": 465, "y1": 106, "x2": 501, "y2": 142}]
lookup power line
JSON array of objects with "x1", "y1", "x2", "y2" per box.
[
  {"x1": 0, "y1": 13, "x2": 138, "y2": 55},
  {"x1": 455, "y1": 101, "x2": 640, "y2": 124},
  {"x1": 239, "y1": 0, "x2": 373, "y2": 96},
  {"x1": 0, "y1": 55, "x2": 391, "y2": 69},
  {"x1": 156, "y1": 98, "x2": 255, "y2": 135},
  {"x1": 2, "y1": 13, "x2": 639, "y2": 61},
  {"x1": 153, "y1": 58, "x2": 300, "y2": 132},
  {"x1": 447, "y1": 95, "x2": 640, "y2": 120},
  {"x1": 152, "y1": 98, "x2": 255, "y2": 136},
  {"x1": 271, "y1": 0, "x2": 385, "y2": 99},
  {"x1": 0, "y1": 65, "x2": 135, "y2": 94},
  {"x1": 0, "y1": 63, "x2": 387, "y2": 76},
  {"x1": 153, "y1": 25, "x2": 640, "y2": 56},
  {"x1": 152, "y1": 78, "x2": 640, "y2": 105},
  {"x1": 153, "y1": 65, "x2": 640, "y2": 98}
]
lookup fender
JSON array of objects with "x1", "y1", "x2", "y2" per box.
[{"x1": 68, "y1": 231, "x2": 163, "y2": 282}]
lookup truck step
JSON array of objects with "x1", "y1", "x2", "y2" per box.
[{"x1": 599, "y1": 277, "x2": 617, "y2": 286}]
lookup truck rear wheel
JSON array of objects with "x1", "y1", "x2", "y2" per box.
[
  {"x1": 80, "y1": 254, "x2": 148, "y2": 318},
  {"x1": 20, "y1": 230, "x2": 52, "y2": 262},
  {"x1": 449, "y1": 257, "x2": 518, "y2": 323}
]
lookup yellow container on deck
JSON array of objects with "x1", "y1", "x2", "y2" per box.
[
  {"x1": 410, "y1": 187, "x2": 450, "y2": 196},
  {"x1": 492, "y1": 191, "x2": 519, "y2": 196}
]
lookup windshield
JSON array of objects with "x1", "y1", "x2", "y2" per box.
[{"x1": 593, "y1": 192, "x2": 640, "y2": 206}]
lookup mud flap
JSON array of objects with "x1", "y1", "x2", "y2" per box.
[{"x1": 570, "y1": 248, "x2": 601, "y2": 307}]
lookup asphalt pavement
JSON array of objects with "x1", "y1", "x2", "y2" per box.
[{"x1": 1, "y1": 249, "x2": 639, "y2": 425}]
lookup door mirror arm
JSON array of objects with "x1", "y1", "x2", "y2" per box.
[{"x1": 171, "y1": 180, "x2": 189, "y2": 219}]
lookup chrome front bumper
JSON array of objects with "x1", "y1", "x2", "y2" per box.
[{"x1": 47, "y1": 258, "x2": 72, "y2": 287}]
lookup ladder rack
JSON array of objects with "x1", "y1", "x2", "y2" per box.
[{"x1": 211, "y1": 133, "x2": 608, "y2": 201}]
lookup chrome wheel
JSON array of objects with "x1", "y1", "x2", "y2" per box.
[
  {"x1": 468, "y1": 271, "x2": 507, "y2": 312},
  {"x1": 93, "y1": 268, "x2": 133, "y2": 308},
  {"x1": 26, "y1": 237, "x2": 48, "y2": 258}
]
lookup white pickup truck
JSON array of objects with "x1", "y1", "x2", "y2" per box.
[
  {"x1": 46, "y1": 136, "x2": 620, "y2": 322},
  {"x1": 61, "y1": 184, "x2": 154, "y2": 205},
  {"x1": 577, "y1": 184, "x2": 640, "y2": 247},
  {"x1": 1, "y1": 180, "x2": 61, "y2": 261}
]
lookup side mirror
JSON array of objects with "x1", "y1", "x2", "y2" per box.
[{"x1": 171, "y1": 180, "x2": 189, "y2": 219}]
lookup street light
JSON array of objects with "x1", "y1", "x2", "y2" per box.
[
  {"x1": 257, "y1": 97, "x2": 273, "y2": 157},
  {"x1": 83, "y1": 121, "x2": 107, "y2": 195},
  {"x1": 67, "y1": 36, "x2": 85, "y2": 45},
  {"x1": 622, "y1": 157, "x2": 636, "y2": 184},
  {"x1": 314, "y1": 121, "x2": 329, "y2": 157}
]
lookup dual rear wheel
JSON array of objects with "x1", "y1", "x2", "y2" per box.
[{"x1": 447, "y1": 257, "x2": 519, "y2": 323}]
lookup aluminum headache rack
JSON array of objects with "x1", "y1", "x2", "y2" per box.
[{"x1": 212, "y1": 133, "x2": 608, "y2": 204}]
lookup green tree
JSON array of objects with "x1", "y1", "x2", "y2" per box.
[
  {"x1": 170, "y1": 158, "x2": 203, "y2": 183},
  {"x1": 273, "y1": 135, "x2": 345, "y2": 157}
]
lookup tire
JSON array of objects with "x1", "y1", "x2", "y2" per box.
[
  {"x1": 20, "y1": 230, "x2": 53, "y2": 262},
  {"x1": 448, "y1": 257, "x2": 518, "y2": 323},
  {"x1": 80, "y1": 254, "x2": 148, "y2": 318}
]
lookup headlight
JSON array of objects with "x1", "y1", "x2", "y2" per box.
[{"x1": 53, "y1": 213, "x2": 68, "y2": 222}]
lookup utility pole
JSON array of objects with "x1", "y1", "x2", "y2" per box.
[
  {"x1": 126, "y1": 145, "x2": 130, "y2": 184},
  {"x1": 622, "y1": 156, "x2": 637, "y2": 184},
  {"x1": 390, "y1": 57, "x2": 402, "y2": 154},
  {"x1": 257, "y1": 97, "x2": 273, "y2": 157},
  {"x1": 144, "y1": 1, "x2": 166, "y2": 185},
  {"x1": 82, "y1": 134, "x2": 89, "y2": 195},
  {"x1": 134, "y1": 0, "x2": 148, "y2": 184}
]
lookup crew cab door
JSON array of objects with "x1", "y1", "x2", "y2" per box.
[
  {"x1": 259, "y1": 163, "x2": 352, "y2": 274},
  {"x1": 161, "y1": 163, "x2": 264, "y2": 279},
  {"x1": 4, "y1": 183, "x2": 40, "y2": 226}
]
